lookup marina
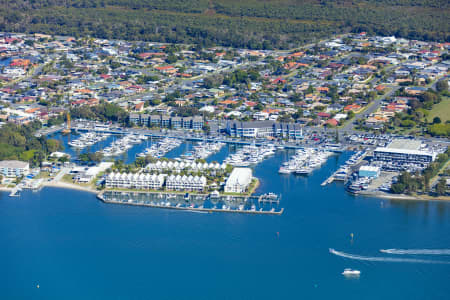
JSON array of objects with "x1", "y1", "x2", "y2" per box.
[
  {"x1": 137, "y1": 137, "x2": 183, "y2": 158},
  {"x1": 98, "y1": 191, "x2": 284, "y2": 215},
  {"x1": 68, "y1": 132, "x2": 111, "y2": 149},
  {"x1": 321, "y1": 151, "x2": 367, "y2": 186},
  {"x1": 2, "y1": 147, "x2": 450, "y2": 300},
  {"x1": 180, "y1": 141, "x2": 225, "y2": 160},
  {"x1": 224, "y1": 143, "x2": 276, "y2": 167},
  {"x1": 102, "y1": 134, "x2": 148, "y2": 157},
  {"x1": 279, "y1": 148, "x2": 334, "y2": 175},
  {"x1": 2, "y1": 29, "x2": 450, "y2": 300}
]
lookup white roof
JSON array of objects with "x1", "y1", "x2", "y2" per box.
[
  {"x1": 0, "y1": 160, "x2": 29, "y2": 168},
  {"x1": 374, "y1": 147, "x2": 435, "y2": 157},
  {"x1": 359, "y1": 165, "x2": 380, "y2": 172},
  {"x1": 226, "y1": 168, "x2": 252, "y2": 186},
  {"x1": 50, "y1": 152, "x2": 69, "y2": 158}
]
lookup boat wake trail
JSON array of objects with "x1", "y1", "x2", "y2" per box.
[
  {"x1": 380, "y1": 249, "x2": 450, "y2": 255},
  {"x1": 329, "y1": 248, "x2": 450, "y2": 264}
]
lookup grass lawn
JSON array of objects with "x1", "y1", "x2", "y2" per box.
[
  {"x1": 62, "y1": 174, "x2": 74, "y2": 183},
  {"x1": 35, "y1": 171, "x2": 52, "y2": 180},
  {"x1": 428, "y1": 96, "x2": 450, "y2": 123}
]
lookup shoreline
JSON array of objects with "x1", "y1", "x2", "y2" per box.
[
  {"x1": 3, "y1": 181, "x2": 449, "y2": 203},
  {"x1": 357, "y1": 191, "x2": 450, "y2": 202},
  {"x1": 42, "y1": 181, "x2": 99, "y2": 194},
  {"x1": 0, "y1": 186, "x2": 13, "y2": 192}
]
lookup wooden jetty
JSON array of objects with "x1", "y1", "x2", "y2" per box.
[{"x1": 9, "y1": 186, "x2": 21, "y2": 197}]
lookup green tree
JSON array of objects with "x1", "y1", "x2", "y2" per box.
[
  {"x1": 58, "y1": 156, "x2": 69, "y2": 163},
  {"x1": 435, "y1": 178, "x2": 447, "y2": 196},
  {"x1": 46, "y1": 139, "x2": 62, "y2": 153},
  {"x1": 391, "y1": 182, "x2": 406, "y2": 194},
  {"x1": 436, "y1": 80, "x2": 448, "y2": 93},
  {"x1": 433, "y1": 117, "x2": 441, "y2": 124}
]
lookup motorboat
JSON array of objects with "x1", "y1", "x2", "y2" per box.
[
  {"x1": 264, "y1": 193, "x2": 278, "y2": 200},
  {"x1": 342, "y1": 269, "x2": 360, "y2": 276},
  {"x1": 210, "y1": 190, "x2": 220, "y2": 199},
  {"x1": 295, "y1": 167, "x2": 312, "y2": 175},
  {"x1": 278, "y1": 167, "x2": 292, "y2": 174}
]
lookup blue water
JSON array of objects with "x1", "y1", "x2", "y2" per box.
[
  {"x1": 51, "y1": 132, "x2": 235, "y2": 164},
  {"x1": 50, "y1": 133, "x2": 166, "y2": 164},
  {"x1": 0, "y1": 57, "x2": 12, "y2": 66},
  {"x1": 1, "y1": 149, "x2": 450, "y2": 299}
]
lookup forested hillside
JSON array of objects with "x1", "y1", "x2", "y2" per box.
[{"x1": 1, "y1": 0, "x2": 449, "y2": 48}]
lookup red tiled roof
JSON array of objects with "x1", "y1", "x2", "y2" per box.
[
  {"x1": 155, "y1": 65, "x2": 175, "y2": 71},
  {"x1": 317, "y1": 112, "x2": 331, "y2": 118},
  {"x1": 325, "y1": 119, "x2": 338, "y2": 126}
]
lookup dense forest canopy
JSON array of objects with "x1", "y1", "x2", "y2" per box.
[
  {"x1": 1, "y1": 0, "x2": 449, "y2": 48},
  {"x1": 0, "y1": 121, "x2": 62, "y2": 166}
]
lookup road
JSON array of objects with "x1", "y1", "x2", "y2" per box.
[
  {"x1": 53, "y1": 167, "x2": 70, "y2": 182},
  {"x1": 430, "y1": 75, "x2": 448, "y2": 92},
  {"x1": 342, "y1": 85, "x2": 400, "y2": 132},
  {"x1": 35, "y1": 125, "x2": 65, "y2": 137}
]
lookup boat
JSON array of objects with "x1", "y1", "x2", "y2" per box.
[
  {"x1": 295, "y1": 167, "x2": 312, "y2": 175},
  {"x1": 264, "y1": 192, "x2": 278, "y2": 200},
  {"x1": 278, "y1": 167, "x2": 292, "y2": 174},
  {"x1": 210, "y1": 190, "x2": 220, "y2": 199},
  {"x1": 342, "y1": 269, "x2": 360, "y2": 276}
]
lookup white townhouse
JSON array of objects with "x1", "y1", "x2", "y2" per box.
[
  {"x1": 146, "y1": 161, "x2": 225, "y2": 173},
  {"x1": 165, "y1": 175, "x2": 207, "y2": 192},
  {"x1": 106, "y1": 172, "x2": 165, "y2": 190}
]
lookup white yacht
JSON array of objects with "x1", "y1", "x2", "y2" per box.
[
  {"x1": 137, "y1": 137, "x2": 182, "y2": 158},
  {"x1": 278, "y1": 167, "x2": 292, "y2": 174},
  {"x1": 295, "y1": 167, "x2": 312, "y2": 175}
]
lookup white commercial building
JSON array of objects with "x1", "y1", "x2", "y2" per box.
[
  {"x1": 358, "y1": 165, "x2": 380, "y2": 178},
  {"x1": 72, "y1": 162, "x2": 113, "y2": 183},
  {"x1": 0, "y1": 160, "x2": 30, "y2": 178},
  {"x1": 372, "y1": 139, "x2": 437, "y2": 171},
  {"x1": 224, "y1": 167, "x2": 252, "y2": 193},
  {"x1": 373, "y1": 147, "x2": 436, "y2": 164},
  {"x1": 106, "y1": 172, "x2": 165, "y2": 190}
]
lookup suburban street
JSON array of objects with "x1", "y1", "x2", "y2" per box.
[{"x1": 342, "y1": 85, "x2": 401, "y2": 131}]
